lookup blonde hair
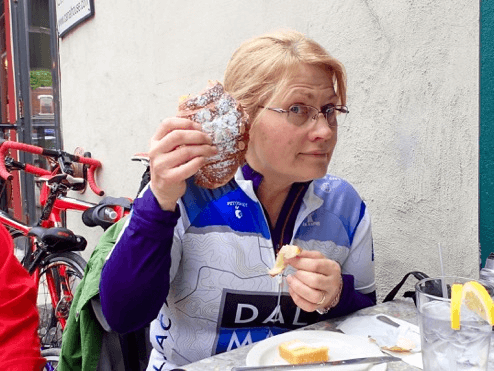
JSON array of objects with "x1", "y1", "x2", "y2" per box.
[{"x1": 224, "y1": 30, "x2": 347, "y2": 126}]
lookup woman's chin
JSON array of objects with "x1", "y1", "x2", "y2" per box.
[{"x1": 294, "y1": 167, "x2": 329, "y2": 182}]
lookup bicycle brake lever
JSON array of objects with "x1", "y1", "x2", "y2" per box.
[
  {"x1": 64, "y1": 174, "x2": 85, "y2": 186},
  {"x1": 47, "y1": 174, "x2": 68, "y2": 184}
]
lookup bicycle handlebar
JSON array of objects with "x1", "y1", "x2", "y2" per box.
[
  {"x1": 24, "y1": 163, "x2": 52, "y2": 177},
  {"x1": 0, "y1": 141, "x2": 104, "y2": 196}
]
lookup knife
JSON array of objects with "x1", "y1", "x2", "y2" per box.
[
  {"x1": 231, "y1": 355, "x2": 401, "y2": 370},
  {"x1": 377, "y1": 315, "x2": 421, "y2": 335},
  {"x1": 377, "y1": 315, "x2": 400, "y2": 328}
]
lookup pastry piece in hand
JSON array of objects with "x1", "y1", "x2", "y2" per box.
[
  {"x1": 268, "y1": 244, "x2": 302, "y2": 277},
  {"x1": 278, "y1": 339, "x2": 329, "y2": 364},
  {"x1": 177, "y1": 81, "x2": 249, "y2": 189}
]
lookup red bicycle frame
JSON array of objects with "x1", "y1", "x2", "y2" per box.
[{"x1": 37, "y1": 181, "x2": 128, "y2": 228}]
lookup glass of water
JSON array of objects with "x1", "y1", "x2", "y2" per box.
[{"x1": 415, "y1": 277, "x2": 493, "y2": 371}]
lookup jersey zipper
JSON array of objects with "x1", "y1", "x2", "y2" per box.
[{"x1": 276, "y1": 185, "x2": 306, "y2": 255}]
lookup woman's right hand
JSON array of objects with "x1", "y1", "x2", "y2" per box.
[{"x1": 148, "y1": 117, "x2": 217, "y2": 211}]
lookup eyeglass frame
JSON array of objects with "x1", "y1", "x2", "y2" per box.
[{"x1": 259, "y1": 103, "x2": 349, "y2": 127}]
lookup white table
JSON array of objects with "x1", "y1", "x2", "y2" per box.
[{"x1": 181, "y1": 298, "x2": 421, "y2": 371}]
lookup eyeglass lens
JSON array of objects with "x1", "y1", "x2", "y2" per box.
[{"x1": 287, "y1": 105, "x2": 347, "y2": 127}]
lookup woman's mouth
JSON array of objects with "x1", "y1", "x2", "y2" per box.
[{"x1": 301, "y1": 151, "x2": 328, "y2": 157}]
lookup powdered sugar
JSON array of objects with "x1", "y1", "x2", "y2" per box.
[{"x1": 177, "y1": 81, "x2": 249, "y2": 189}]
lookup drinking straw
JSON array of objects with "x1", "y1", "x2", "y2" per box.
[{"x1": 438, "y1": 243, "x2": 448, "y2": 298}]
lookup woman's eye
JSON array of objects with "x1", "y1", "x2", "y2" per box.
[
  {"x1": 322, "y1": 104, "x2": 336, "y2": 115},
  {"x1": 289, "y1": 105, "x2": 307, "y2": 114}
]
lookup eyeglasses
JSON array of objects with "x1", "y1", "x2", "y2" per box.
[{"x1": 259, "y1": 103, "x2": 349, "y2": 127}]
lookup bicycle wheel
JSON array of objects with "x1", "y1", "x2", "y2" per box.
[
  {"x1": 13, "y1": 235, "x2": 31, "y2": 265},
  {"x1": 41, "y1": 347, "x2": 61, "y2": 370},
  {"x1": 37, "y1": 252, "x2": 86, "y2": 348},
  {"x1": 2, "y1": 223, "x2": 30, "y2": 263}
]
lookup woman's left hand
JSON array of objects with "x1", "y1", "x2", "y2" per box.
[{"x1": 285, "y1": 250, "x2": 342, "y2": 312}]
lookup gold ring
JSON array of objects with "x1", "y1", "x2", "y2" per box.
[{"x1": 316, "y1": 292, "x2": 326, "y2": 306}]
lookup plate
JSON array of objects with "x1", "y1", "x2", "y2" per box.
[{"x1": 245, "y1": 330, "x2": 387, "y2": 370}]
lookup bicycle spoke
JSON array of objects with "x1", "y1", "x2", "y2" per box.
[{"x1": 37, "y1": 254, "x2": 85, "y2": 348}]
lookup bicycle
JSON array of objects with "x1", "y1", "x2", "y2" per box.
[
  {"x1": 0, "y1": 141, "x2": 129, "y2": 349},
  {"x1": 0, "y1": 139, "x2": 104, "y2": 196},
  {"x1": 0, "y1": 211, "x2": 86, "y2": 349},
  {"x1": 0, "y1": 140, "x2": 131, "y2": 236},
  {"x1": 0, "y1": 156, "x2": 131, "y2": 237}
]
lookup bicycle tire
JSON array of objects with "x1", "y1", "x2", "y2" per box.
[
  {"x1": 1, "y1": 219, "x2": 31, "y2": 263},
  {"x1": 41, "y1": 347, "x2": 61, "y2": 370},
  {"x1": 37, "y1": 252, "x2": 86, "y2": 348},
  {"x1": 7, "y1": 227, "x2": 24, "y2": 239},
  {"x1": 13, "y1": 235, "x2": 31, "y2": 264}
]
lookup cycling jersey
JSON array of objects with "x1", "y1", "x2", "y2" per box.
[{"x1": 101, "y1": 166, "x2": 375, "y2": 371}]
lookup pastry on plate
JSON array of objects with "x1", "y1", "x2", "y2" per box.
[{"x1": 278, "y1": 339, "x2": 329, "y2": 364}]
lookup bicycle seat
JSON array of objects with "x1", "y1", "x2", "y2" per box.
[{"x1": 28, "y1": 227, "x2": 87, "y2": 253}]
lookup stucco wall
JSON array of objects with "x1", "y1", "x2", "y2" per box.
[{"x1": 59, "y1": 0, "x2": 479, "y2": 301}]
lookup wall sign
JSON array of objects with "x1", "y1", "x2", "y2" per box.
[{"x1": 56, "y1": 0, "x2": 95, "y2": 37}]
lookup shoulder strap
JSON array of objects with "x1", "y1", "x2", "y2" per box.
[{"x1": 382, "y1": 271, "x2": 429, "y2": 303}]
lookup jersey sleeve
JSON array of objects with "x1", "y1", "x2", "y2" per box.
[
  {"x1": 325, "y1": 205, "x2": 376, "y2": 318},
  {"x1": 342, "y1": 206, "x2": 375, "y2": 294}
]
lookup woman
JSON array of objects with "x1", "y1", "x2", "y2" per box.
[{"x1": 100, "y1": 29, "x2": 376, "y2": 370}]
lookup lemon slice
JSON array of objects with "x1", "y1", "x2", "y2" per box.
[
  {"x1": 450, "y1": 283, "x2": 463, "y2": 330},
  {"x1": 462, "y1": 281, "x2": 494, "y2": 325},
  {"x1": 450, "y1": 281, "x2": 494, "y2": 330}
]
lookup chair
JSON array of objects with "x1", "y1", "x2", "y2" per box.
[
  {"x1": 92, "y1": 297, "x2": 152, "y2": 371},
  {"x1": 58, "y1": 219, "x2": 152, "y2": 371}
]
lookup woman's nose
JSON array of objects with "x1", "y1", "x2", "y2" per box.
[{"x1": 309, "y1": 113, "x2": 335, "y2": 140}]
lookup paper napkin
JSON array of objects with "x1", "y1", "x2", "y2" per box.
[{"x1": 336, "y1": 314, "x2": 423, "y2": 369}]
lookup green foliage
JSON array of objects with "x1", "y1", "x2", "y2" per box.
[{"x1": 30, "y1": 69, "x2": 52, "y2": 90}]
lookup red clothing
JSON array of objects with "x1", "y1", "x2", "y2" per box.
[{"x1": 0, "y1": 224, "x2": 46, "y2": 370}]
